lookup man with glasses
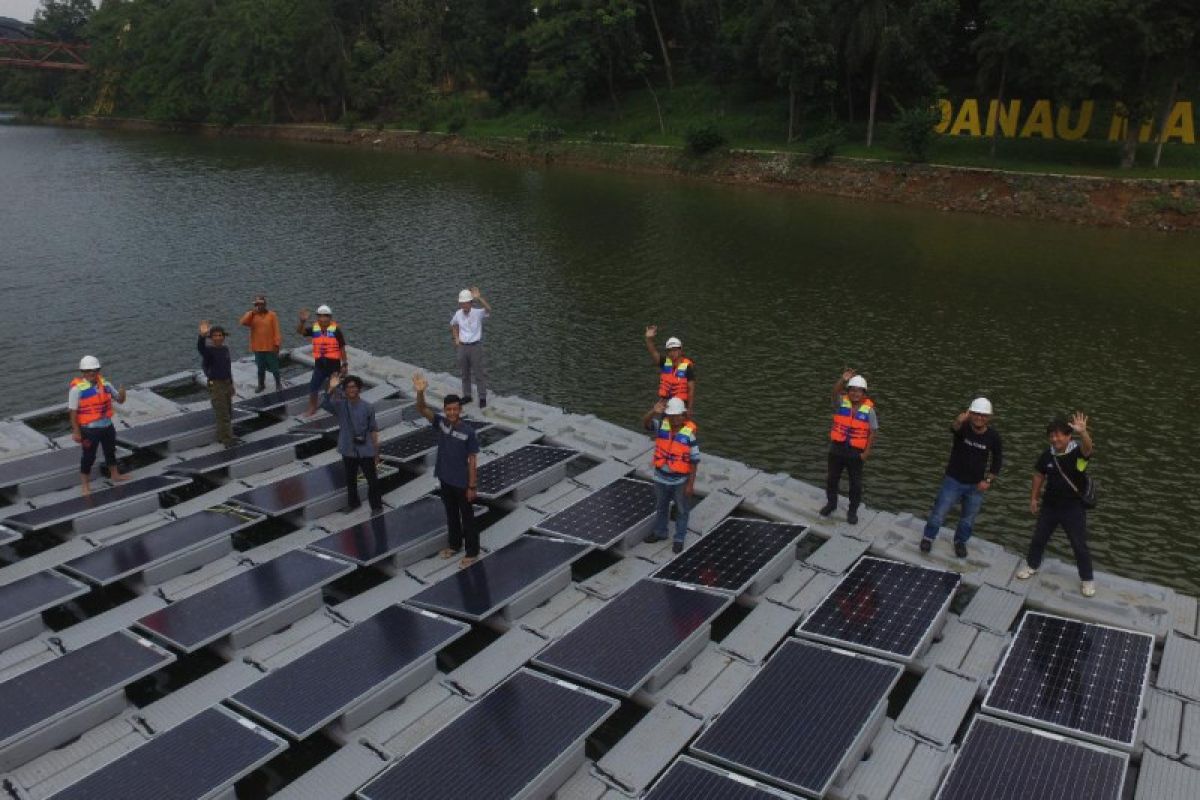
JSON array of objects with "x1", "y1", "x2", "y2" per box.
[
  {"x1": 323, "y1": 372, "x2": 383, "y2": 514},
  {"x1": 69, "y1": 355, "x2": 128, "y2": 495}
]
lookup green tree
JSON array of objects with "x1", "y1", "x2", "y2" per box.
[
  {"x1": 33, "y1": 0, "x2": 95, "y2": 43},
  {"x1": 747, "y1": 0, "x2": 836, "y2": 141}
]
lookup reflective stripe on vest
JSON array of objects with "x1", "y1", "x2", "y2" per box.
[
  {"x1": 830, "y1": 395, "x2": 874, "y2": 450},
  {"x1": 653, "y1": 418, "x2": 698, "y2": 475},
  {"x1": 71, "y1": 376, "x2": 113, "y2": 426},
  {"x1": 311, "y1": 322, "x2": 342, "y2": 360},
  {"x1": 658, "y1": 357, "x2": 693, "y2": 401}
]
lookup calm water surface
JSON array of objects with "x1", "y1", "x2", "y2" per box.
[{"x1": 2, "y1": 124, "x2": 1198, "y2": 593}]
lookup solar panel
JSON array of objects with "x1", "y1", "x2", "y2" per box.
[
  {"x1": 135, "y1": 549, "x2": 354, "y2": 653},
  {"x1": 233, "y1": 383, "x2": 310, "y2": 412},
  {"x1": 377, "y1": 418, "x2": 491, "y2": 463},
  {"x1": 0, "y1": 632, "x2": 174, "y2": 752},
  {"x1": 690, "y1": 638, "x2": 901, "y2": 798},
  {"x1": 533, "y1": 478, "x2": 657, "y2": 547},
  {"x1": 981, "y1": 612, "x2": 1153, "y2": 750},
  {"x1": 308, "y1": 495, "x2": 448, "y2": 566},
  {"x1": 228, "y1": 461, "x2": 396, "y2": 516},
  {"x1": 60, "y1": 507, "x2": 261, "y2": 586},
  {"x1": 3, "y1": 475, "x2": 192, "y2": 532},
  {"x1": 0, "y1": 570, "x2": 89, "y2": 629},
  {"x1": 654, "y1": 517, "x2": 806, "y2": 595},
  {"x1": 935, "y1": 716, "x2": 1128, "y2": 800},
  {"x1": 532, "y1": 579, "x2": 731, "y2": 697},
  {"x1": 292, "y1": 399, "x2": 414, "y2": 436},
  {"x1": 476, "y1": 444, "x2": 579, "y2": 499},
  {"x1": 0, "y1": 446, "x2": 125, "y2": 490},
  {"x1": 357, "y1": 670, "x2": 618, "y2": 800},
  {"x1": 116, "y1": 408, "x2": 256, "y2": 449},
  {"x1": 46, "y1": 707, "x2": 286, "y2": 800},
  {"x1": 646, "y1": 757, "x2": 804, "y2": 800},
  {"x1": 797, "y1": 556, "x2": 960, "y2": 663},
  {"x1": 167, "y1": 433, "x2": 315, "y2": 475},
  {"x1": 228, "y1": 605, "x2": 469, "y2": 738},
  {"x1": 407, "y1": 535, "x2": 590, "y2": 621}
]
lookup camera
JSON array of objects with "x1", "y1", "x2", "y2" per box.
[{"x1": 353, "y1": 434, "x2": 367, "y2": 445}]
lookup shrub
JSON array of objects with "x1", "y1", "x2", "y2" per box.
[
  {"x1": 588, "y1": 130, "x2": 617, "y2": 143},
  {"x1": 806, "y1": 125, "x2": 845, "y2": 165},
  {"x1": 893, "y1": 103, "x2": 943, "y2": 162},
  {"x1": 447, "y1": 114, "x2": 467, "y2": 134},
  {"x1": 684, "y1": 124, "x2": 727, "y2": 156},
  {"x1": 341, "y1": 111, "x2": 360, "y2": 132},
  {"x1": 417, "y1": 107, "x2": 437, "y2": 133},
  {"x1": 527, "y1": 125, "x2": 565, "y2": 143}
]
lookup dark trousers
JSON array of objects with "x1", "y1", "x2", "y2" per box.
[
  {"x1": 440, "y1": 481, "x2": 478, "y2": 557},
  {"x1": 208, "y1": 379, "x2": 234, "y2": 445},
  {"x1": 343, "y1": 456, "x2": 383, "y2": 510},
  {"x1": 80, "y1": 425, "x2": 118, "y2": 474},
  {"x1": 1027, "y1": 502, "x2": 1094, "y2": 580},
  {"x1": 825, "y1": 445, "x2": 864, "y2": 509}
]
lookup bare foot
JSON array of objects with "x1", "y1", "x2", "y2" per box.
[
  {"x1": 109, "y1": 471, "x2": 130, "y2": 483},
  {"x1": 439, "y1": 547, "x2": 458, "y2": 559},
  {"x1": 80, "y1": 483, "x2": 91, "y2": 497},
  {"x1": 459, "y1": 556, "x2": 478, "y2": 568}
]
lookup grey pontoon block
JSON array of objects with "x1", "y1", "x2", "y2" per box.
[
  {"x1": 651, "y1": 645, "x2": 758, "y2": 718},
  {"x1": 717, "y1": 598, "x2": 805, "y2": 665},
  {"x1": 917, "y1": 617, "x2": 1009, "y2": 684},
  {"x1": 440, "y1": 626, "x2": 550, "y2": 700},
  {"x1": 958, "y1": 582, "x2": 1026, "y2": 634},
  {"x1": 1135, "y1": 750, "x2": 1200, "y2": 800},
  {"x1": 6, "y1": 716, "x2": 146, "y2": 799},
  {"x1": 865, "y1": 511, "x2": 1023, "y2": 589},
  {"x1": 519, "y1": 587, "x2": 604, "y2": 640},
  {"x1": 685, "y1": 489, "x2": 743, "y2": 536},
  {"x1": 578, "y1": 556, "x2": 659, "y2": 600},
  {"x1": 270, "y1": 741, "x2": 390, "y2": 800},
  {"x1": 1157, "y1": 630, "x2": 1200, "y2": 702},
  {"x1": 70, "y1": 494, "x2": 162, "y2": 536},
  {"x1": 227, "y1": 589, "x2": 326, "y2": 651},
  {"x1": 738, "y1": 471, "x2": 834, "y2": 525},
  {"x1": 894, "y1": 665, "x2": 979, "y2": 749},
  {"x1": 362, "y1": 681, "x2": 470, "y2": 759},
  {"x1": 537, "y1": 414, "x2": 654, "y2": 464},
  {"x1": 1173, "y1": 593, "x2": 1199, "y2": 637},
  {"x1": 571, "y1": 458, "x2": 637, "y2": 490},
  {"x1": 828, "y1": 724, "x2": 951, "y2": 800},
  {"x1": 334, "y1": 573, "x2": 427, "y2": 622},
  {"x1": 54, "y1": 594, "x2": 169, "y2": 651},
  {"x1": 0, "y1": 421, "x2": 52, "y2": 461},
  {"x1": 805, "y1": 533, "x2": 872, "y2": 574},
  {"x1": 592, "y1": 702, "x2": 705, "y2": 796},
  {"x1": 762, "y1": 566, "x2": 842, "y2": 613},
  {"x1": 1142, "y1": 689, "x2": 1200, "y2": 769},
  {"x1": 0, "y1": 617, "x2": 45, "y2": 653},
  {"x1": 559, "y1": 764, "x2": 623, "y2": 800},
  {"x1": 1025, "y1": 561, "x2": 1175, "y2": 642},
  {"x1": 11, "y1": 447, "x2": 134, "y2": 499}
]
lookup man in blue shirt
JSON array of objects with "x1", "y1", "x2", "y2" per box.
[
  {"x1": 412, "y1": 373, "x2": 481, "y2": 567},
  {"x1": 322, "y1": 373, "x2": 383, "y2": 514}
]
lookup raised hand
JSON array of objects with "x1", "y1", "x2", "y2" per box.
[
  {"x1": 841, "y1": 368, "x2": 856, "y2": 382},
  {"x1": 1069, "y1": 412, "x2": 1089, "y2": 434},
  {"x1": 470, "y1": 286, "x2": 481, "y2": 300},
  {"x1": 298, "y1": 308, "x2": 310, "y2": 322},
  {"x1": 653, "y1": 399, "x2": 667, "y2": 414},
  {"x1": 198, "y1": 320, "x2": 210, "y2": 336},
  {"x1": 412, "y1": 373, "x2": 428, "y2": 393},
  {"x1": 328, "y1": 372, "x2": 341, "y2": 390},
  {"x1": 645, "y1": 324, "x2": 657, "y2": 339}
]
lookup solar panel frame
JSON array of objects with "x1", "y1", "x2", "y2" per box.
[
  {"x1": 689, "y1": 638, "x2": 902, "y2": 799},
  {"x1": 227, "y1": 461, "x2": 397, "y2": 516},
  {"x1": 2, "y1": 474, "x2": 193, "y2": 532},
  {"x1": 645, "y1": 756, "x2": 805, "y2": 800},
  {"x1": 0, "y1": 445, "x2": 129, "y2": 490},
  {"x1": 0, "y1": 525, "x2": 17, "y2": 545},
  {"x1": 653, "y1": 516, "x2": 807, "y2": 595},
  {"x1": 796, "y1": 556, "x2": 961, "y2": 664},
  {"x1": 116, "y1": 408, "x2": 257, "y2": 449},
  {"x1": 166, "y1": 433, "x2": 318, "y2": 475},
  {"x1": 232, "y1": 383, "x2": 311, "y2": 413},
  {"x1": 307, "y1": 495, "x2": 449, "y2": 566},
  {"x1": 475, "y1": 444, "x2": 580, "y2": 500},
  {"x1": 377, "y1": 418, "x2": 492, "y2": 463},
  {"x1": 0, "y1": 570, "x2": 90, "y2": 629},
  {"x1": 531, "y1": 477, "x2": 658, "y2": 548},
  {"x1": 980, "y1": 611, "x2": 1154, "y2": 751},
  {"x1": 934, "y1": 716, "x2": 1129, "y2": 800}
]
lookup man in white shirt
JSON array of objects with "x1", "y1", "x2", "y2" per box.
[{"x1": 450, "y1": 286, "x2": 492, "y2": 408}]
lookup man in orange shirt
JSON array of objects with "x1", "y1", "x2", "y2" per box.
[{"x1": 239, "y1": 294, "x2": 283, "y2": 393}]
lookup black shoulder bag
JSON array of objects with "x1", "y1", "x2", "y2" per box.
[{"x1": 1050, "y1": 449, "x2": 1098, "y2": 509}]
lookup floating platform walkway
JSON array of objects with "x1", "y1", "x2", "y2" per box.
[{"x1": 0, "y1": 346, "x2": 1196, "y2": 799}]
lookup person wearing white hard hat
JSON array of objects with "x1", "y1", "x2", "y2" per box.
[
  {"x1": 297, "y1": 304, "x2": 348, "y2": 417},
  {"x1": 919, "y1": 397, "x2": 1004, "y2": 558},
  {"x1": 820, "y1": 369, "x2": 878, "y2": 525},
  {"x1": 644, "y1": 325, "x2": 696, "y2": 410},
  {"x1": 450, "y1": 287, "x2": 492, "y2": 409},
  {"x1": 68, "y1": 355, "x2": 128, "y2": 495},
  {"x1": 642, "y1": 396, "x2": 700, "y2": 554}
]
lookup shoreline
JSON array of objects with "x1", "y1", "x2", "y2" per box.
[{"x1": 32, "y1": 115, "x2": 1200, "y2": 232}]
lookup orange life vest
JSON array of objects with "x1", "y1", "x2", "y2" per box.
[
  {"x1": 71, "y1": 376, "x2": 114, "y2": 426},
  {"x1": 653, "y1": 418, "x2": 698, "y2": 475},
  {"x1": 830, "y1": 395, "x2": 874, "y2": 450},
  {"x1": 658, "y1": 357, "x2": 694, "y2": 401},
  {"x1": 311, "y1": 322, "x2": 342, "y2": 361}
]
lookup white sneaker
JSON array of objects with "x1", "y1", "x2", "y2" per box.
[
  {"x1": 1081, "y1": 581, "x2": 1096, "y2": 597},
  {"x1": 1015, "y1": 565, "x2": 1037, "y2": 580}
]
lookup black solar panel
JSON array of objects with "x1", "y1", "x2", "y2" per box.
[
  {"x1": 407, "y1": 535, "x2": 590, "y2": 621},
  {"x1": 935, "y1": 717, "x2": 1128, "y2": 800},
  {"x1": 0, "y1": 447, "x2": 93, "y2": 488},
  {"x1": 646, "y1": 757, "x2": 803, "y2": 800},
  {"x1": 981, "y1": 612, "x2": 1153, "y2": 750},
  {"x1": 60, "y1": 508, "x2": 258, "y2": 586},
  {"x1": 797, "y1": 556, "x2": 960, "y2": 662},
  {"x1": 377, "y1": 419, "x2": 491, "y2": 463},
  {"x1": 0, "y1": 632, "x2": 174, "y2": 750},
  {"x1": 3, "y1": 475, "x2": 192, "y2": 531},
  {"x1": 476, "y1": 444, "x2": 578, "y2": 499},
  {"x1": 47, "y1": 707, "x2": 285, "y2": 800},
  {"x1": 228, "y1": 462, "x2": 351, "y2": 516},
  {"x1": 532, "y1": 579, "x2": 730, "y2": 697},
  {"x1": 135, "y1": 549, "x2": 353, "y2": 652},
  {"x1": 117, "y1": 408, "x2": 256, "y2": 449},
  {"x1": 690, "y1": 638, "x2": 901, "y2": 798},
  {"x1": 292, "y1": 399, "x2": 414, "y2": 436},
  {"x1": 654, "y1": 517, "x2": 806, "y2": 594},
  {"x1": 234, "y1": 384, "x2": 310, "y2": 412},
  {"x1": 534, "y1": 478, "x2": 657, "y2": 546},
  {"x1": 308, "y1": 495, "x2": 447, "y2": 565},
  {"x1": 229, "y1": 605, "x2": 468, "y2": 738},
  {"x1": 357, "y1": 670, "x2": 617, "y2": 800},
  {"x1": 0, "y1": 570, "x2": 89, "y2": 628},
  {"x1": 168, "y1": 434, "x2": 312, "y2": 475}
]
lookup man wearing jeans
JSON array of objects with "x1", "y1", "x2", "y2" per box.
[
  {"x1": 920, "y1": 398, "x2": 1003, "y2": 558},
  {"x1": 642, "y1": 397, "x2": 699, "y2": 554},
  {"x1": 450, "y1": 287, "x2": 492, "y2": 408},
  {"x1": 322, "y1": 373, "x2": 383, "y2": 514}
]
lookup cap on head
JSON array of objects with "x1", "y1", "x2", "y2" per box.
[
  {"x1": 664, "y1": 397, "x2": 687, "y2": 415},
  {"x1": 79, "y1": 355, "x2": 101, "y2": 371},
  {"x1": 254, "y1": 295, "x2": 266, "y2": 304},
  {"x1": 664, "y1": 337, "x2": 683, "y2": 349},
  {"x1": 457, "y1": 289, "x2": 473, "y2": 304},
  {"x1": 847, "y1": 375, "x2": 868, "y2": 390},
  {"x1": 316, "y1": 304, "x2": 332, "y2": 316},
  {"x1": 969, "y1": 397, "x2": 994, "y2": 415}
]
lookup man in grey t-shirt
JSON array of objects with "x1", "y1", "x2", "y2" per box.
[{"x1": 321, "y1": 373, "x2": 383, "y2": 514}]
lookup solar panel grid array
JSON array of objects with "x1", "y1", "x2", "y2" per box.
[
  {"x1": 229, "y1": 462, "x2": 370, "y2": 516},
  {"x1": 378, "y1": 419, "x2": 491, "y2": 462},
  {"x1": 3, "y1": 475, "x2": 191, "y2": 531},
  {"x1": 654, "y1": 517, "x2": 806, "y2": 593},
  {"x1": 982, "y1": 612, "x2": 1153, "y2": 749},
  {"x1": 476, "y1": 444, "x2": 578, "y2": 498},
  {"x1": 117, "y1": 408, "x2": 256, "y2": 449},
  {"x1": 646, "y1": 757, "x2": 803, "y2": 800},
  {"x1": 534, "y1": 477, "x2": 657, "y2": 546},
  {"x1": 935, "y1": 717, "x2": 1128, "y2": 800},
  {"x1": 0, "y1": 570, "x2": 89, "y2": 627},
  {"x1": 798, "y1": 556, "x2": 960, "y2": 661},
  {"x1": 167, "y1": 434, "x2": 309, "y2": 474},
  {"x1": 690, "y1": 638, "x2": 901, "y2": 797}
]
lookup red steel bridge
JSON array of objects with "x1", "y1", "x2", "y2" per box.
[{"x1": 0, "y1": 38, "x2": 89, "y2": 71}]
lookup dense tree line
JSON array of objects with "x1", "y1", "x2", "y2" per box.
[{"x1": 3, "y1": 0, "x2": 1198, "y2": 167}]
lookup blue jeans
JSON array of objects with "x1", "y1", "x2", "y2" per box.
[
  {"x1": 653, "y1": 480, "x2": 690, "y2": 542},
  {"x1": 923, "y1": 476, "x2": 985, "y2": 544}
]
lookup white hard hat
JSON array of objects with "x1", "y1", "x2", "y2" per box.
[
  {"x1": 79, "y1": 355, "x2": 101, "y2": 371},
  {"x1": 847, "y1": 375, "x2": 868, "y2": 389},
  {"x1": 664, "y1": 337, "x2": 683, "y2": 349},
  {"x1": 664, "y1": 398, "x2": 687, "y2": 415},
  {"x1": 315, "y1": 304, "x2": 333, "y2": 316},
  {"x1": 457, "y1": 289, "x2": 473, "y2": 304},
  {"x1": 969, "y1": 397, "x2": 994, "y2": 415}
]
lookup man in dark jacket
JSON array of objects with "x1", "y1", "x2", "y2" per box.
[
  {"x1": 322, "y1": 373, "x2": 383, "y2": 514},
  {"x1": 197, "y1": 320, "x2": 235, "y2": 447}
]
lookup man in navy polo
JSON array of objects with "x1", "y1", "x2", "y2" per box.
[{"x1": 413, "y1": 373, "x2": 481, "y2": 568}]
